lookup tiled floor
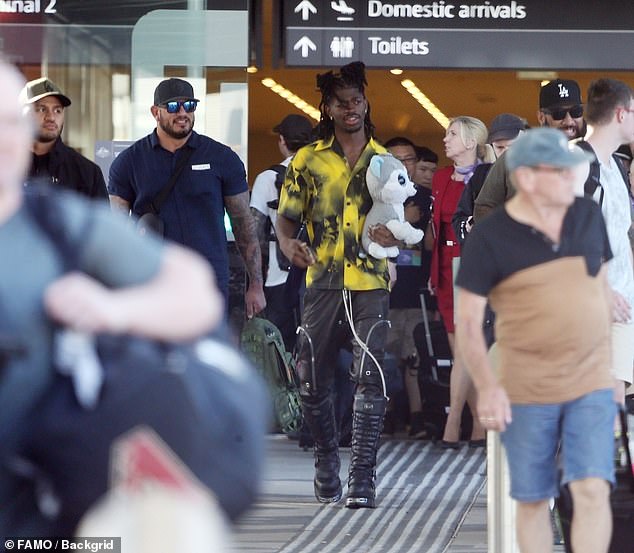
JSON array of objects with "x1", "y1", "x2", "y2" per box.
[
  {"x1": 445, "y1": 488, "x2": 488, "y2": 552},
  {"x1": 233, "y1": 435, "x2": 569, "y2": 553}
]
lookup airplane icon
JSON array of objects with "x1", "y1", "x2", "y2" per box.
[{"x1": 331, "y1": 0, "x2": 355, "y2": 20}]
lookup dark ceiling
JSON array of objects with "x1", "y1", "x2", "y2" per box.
[{"x1": 250, "y1": 1, "x2": 634, "y2": 163}]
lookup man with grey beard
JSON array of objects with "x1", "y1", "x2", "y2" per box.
[{"x1": 108, "y1": 78, "x2": 265, "y2": 316}]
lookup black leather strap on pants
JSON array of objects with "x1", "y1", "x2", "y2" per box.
[{"x1": 295, "y1": 288, "x2": 389, "y2": 402}]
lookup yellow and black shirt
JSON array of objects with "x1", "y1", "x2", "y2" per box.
[{"x1": 278, "y1": 135, "x2": 389, "y2": 291}]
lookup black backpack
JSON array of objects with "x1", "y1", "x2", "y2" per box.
[
  {"x1": 576, "y1": 141, "x2": 631, "y2": 206},
  {"x1": 265, "y1": 164, "x2": 292, "y2": 272}
]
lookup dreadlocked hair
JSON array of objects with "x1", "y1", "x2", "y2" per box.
[{"x1": 315, "y1": 61, "x2": 375, "y2": 140}]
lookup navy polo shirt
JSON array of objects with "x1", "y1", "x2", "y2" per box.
[{"x1": 108, "y1": 130, "x2": 248, "y2": 292}]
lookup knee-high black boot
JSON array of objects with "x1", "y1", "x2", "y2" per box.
[
  {"x1": 345, "y1": 394, "x2": 387, "y2": 509},
  {"x1": 301, "y1": 395, "x2": 342, "y2": 503}
]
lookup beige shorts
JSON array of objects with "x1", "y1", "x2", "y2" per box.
[{"x1": 612, "y1": 322, "x2": 634, "y2": 385}]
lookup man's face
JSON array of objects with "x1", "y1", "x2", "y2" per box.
[
  {"x1": 491, "y1": 138, "x2": 515, "y2": 158},
  {"x1": 0, "y1": 65, "x2": 32, "y2": 190},
  {"x1": 32, "y1": 96, "x2": 65, "y2": 144},
  {"x1": 414, "y1": 160, "x2": 436, "y2": 188},
  {"x1": 617, "y1": 98, "x2": 634, "y2": 144},
  {"x1": 387, "y1": 144, "x2": 417, "y2": 179},
  {"x1": 518, "y1": 164, "x2": 576, "y2": 208},
  {"x1": 537, "y1": 104, "x2": 584, "y2": 140},
  {"x1": 153, "y1": 98, "x2": 195, "y2": 140},
  {"x1": 325, "y1": 86, "x2": 367, "y2": 135}
]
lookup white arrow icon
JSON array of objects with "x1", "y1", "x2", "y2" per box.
[
  {"x1": 294, "y1": 0, "x2": 317, "y2": 21},
  {"x1": 293, "y1": 36, "x2": 317, "y2": 58}
]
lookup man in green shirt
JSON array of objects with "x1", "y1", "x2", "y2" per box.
[{"x1": 276, "y1": 62, "x2": 392, "y2": 509}]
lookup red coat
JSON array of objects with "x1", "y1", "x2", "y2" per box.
[{"x1": 429, "y1": 166, "x2": 464, "y2": 292}]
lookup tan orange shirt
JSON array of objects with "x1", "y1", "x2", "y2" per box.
[
  {"x1": 490, "y1": 258, "x2": 612, "y2": 403},
  {"x1": 456, "y1": 198, "x2": 613, "y2": 404}
]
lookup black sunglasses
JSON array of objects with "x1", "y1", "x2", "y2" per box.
[
  {"x1": 161, "y1": 100, "x2": 198, "y2": 114},
  {"x1": 543, "y1": 104, "x2": 583, "y2": 121}
]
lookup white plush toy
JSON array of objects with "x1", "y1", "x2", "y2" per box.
[{"x1": 362, "y1": 154, "x2": 425, "y2": 259}]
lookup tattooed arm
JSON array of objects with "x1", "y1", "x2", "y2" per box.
[
  {"x1": 225, "y1": 191, "x2": 266, "y2": 318},
  {"x1": 250, "y1": 206, "x2": 270, "y2": 280}
]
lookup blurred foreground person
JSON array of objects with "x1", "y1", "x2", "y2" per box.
[
  {"x1": 456, "y1": 128, "x2": 617, "y2": 553},
  {"x1": 0, "y1": 60, "x2": 266, "y2": 536}
]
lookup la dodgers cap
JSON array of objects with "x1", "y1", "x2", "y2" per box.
[{"x1": 539, "y1": 79, "x2": 582, "y2": 110}]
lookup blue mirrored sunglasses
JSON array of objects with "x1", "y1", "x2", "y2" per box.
[{"x1": 161, "y1": 100, "x2": 197, "y2": 114}]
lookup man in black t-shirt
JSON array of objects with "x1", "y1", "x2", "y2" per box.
[{"x1": 456, "y1": 128, "x2": 616, "y2": 553}]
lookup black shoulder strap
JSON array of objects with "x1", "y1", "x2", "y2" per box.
[
  {"x1": 576, "y1": 141, "x2": 604, "y2": 206},
  {"x1": 265, "y1": 164, "x2": 287, "y2": 213},
  {"x1": 23, "y1": 186, "x2": 81, "y2": 271},
  {"x1": 145, "y1": 146, "x2": 195, "y2": 215},
  {"x1": 611, "y1": 153, "x2": 632, "y2": 198},
  {"x1": 268, "y1": 164, "x2": 287, "y2": 195}
]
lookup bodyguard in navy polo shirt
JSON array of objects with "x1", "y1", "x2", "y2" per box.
[{"x1": 108, "y1": 78, "x2": 266, "y2": 317}]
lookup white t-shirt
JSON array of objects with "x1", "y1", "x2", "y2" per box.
[
  {"x1": 598, "y1": 159, "x2": 634, "y2": 308},
  {"x1": 249, "y1": 157, "x2": 291, "y2": 287}
]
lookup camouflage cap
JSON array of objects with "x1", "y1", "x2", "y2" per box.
[{"x1": 20, "y1": 77, "x2": 71, "y2": 107}]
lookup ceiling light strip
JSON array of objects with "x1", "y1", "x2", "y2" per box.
[
  {"x1": 261, "y1": 78, "x2": 321, "y2": 121},
  {"x1": 400, "y1": 79, "x2": 450, "y2": 129}
]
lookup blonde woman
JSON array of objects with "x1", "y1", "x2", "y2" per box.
[{"x1": 429, "y1": 116, "x2": 494, "y2": 448}]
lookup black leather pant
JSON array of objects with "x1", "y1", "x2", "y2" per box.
[{"x1": 295, "y1": 288, "x2": 390, "y2": 403}]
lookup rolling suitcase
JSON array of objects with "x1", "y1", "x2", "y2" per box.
[
  {"x1": 557, "y1": 408, "x2": 634, "y2": 553},
  {"x1": 414, "y1": 291, "x2": 472, "y2": 440}
]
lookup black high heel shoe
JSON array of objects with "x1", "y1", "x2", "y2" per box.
[{"x1": 439, "y1": 440, "x2": 460, "y2": 450}]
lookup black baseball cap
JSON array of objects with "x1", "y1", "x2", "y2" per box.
[
  {"x1": 487, "y1": 113, "x2": 527, "y2": 143},
  {"x1": 539, "y1": 79, "x2": 582, "y2": 110},
  {"x1": 273, "y1": 114, "x2": 313, "y2": 143},
  {"x1": 154, "y1": 78, "x2": 199, "y2": 106},
  {"x1": 20, "y1": 77, "x2": 71, "y2": 107}
]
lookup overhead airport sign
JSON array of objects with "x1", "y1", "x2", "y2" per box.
[
  {"x1": 0, "y1": 1, "x2": 243, "y2": 25},
  {"x1": 283, "y1": 0, "x2": 634, "y2": 69}
]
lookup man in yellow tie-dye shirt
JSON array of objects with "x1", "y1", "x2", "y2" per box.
[{"x1": 277, "y1": 62, "x2": 396, "y2": 510}]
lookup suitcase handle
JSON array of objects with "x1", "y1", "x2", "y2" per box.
[{"x1": 419, "y1": 292, "x2": 435, "y2": 358}]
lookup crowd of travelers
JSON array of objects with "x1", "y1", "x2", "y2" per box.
[{"x1": 1, "y1": 54, "x2": 633, "y2": 553}]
